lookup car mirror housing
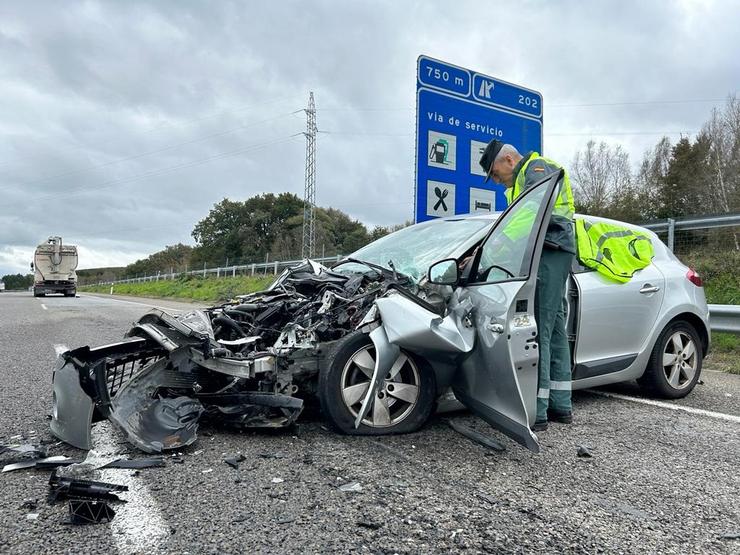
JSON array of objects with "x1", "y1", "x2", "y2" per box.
[{"x1": 428, "y1": 259, "x2": 459, "y2": 286}]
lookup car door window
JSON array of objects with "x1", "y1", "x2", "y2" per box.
[{"x1": 472, "y1": 183, "x2": 550, "y2": 283}]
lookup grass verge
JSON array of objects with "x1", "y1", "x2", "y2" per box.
[
  {"x1": 80, "y1": 274, "x2": 275, "y2": 303},
  {"x1": 706, "y1": 332, "x2": 740, "y2": 374}
]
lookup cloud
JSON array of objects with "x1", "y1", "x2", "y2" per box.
[{"x1": 0, "y1": 0, "x2": 737, "y2": 275}]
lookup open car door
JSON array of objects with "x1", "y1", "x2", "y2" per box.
[{"x1": 452, "y1": 171, "x2": 564, "y2": 453}]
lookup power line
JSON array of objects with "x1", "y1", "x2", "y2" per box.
[
  {"x1": 4, "y1": 134, "x2": 303, "y2": 207},
  {"x1": 319, "y1": 129, "x2": 697, "y2": 138},
  {"x1": 317, "y1": 95, "x2": 734, "y2": 113},
  {"x1": 549, "y1": 98, "x2": 729, "y2": 108},
  {"x1": 546, "y1": 130, "x2": 697, "y2": 136}
]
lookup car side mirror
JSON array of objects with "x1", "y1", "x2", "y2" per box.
[
  {"x1": 428, "y1": 258, "x2": 459, "y2": 286},
  {"x1": 30, "y1": 262, "x2": 34, "y2": 270}
]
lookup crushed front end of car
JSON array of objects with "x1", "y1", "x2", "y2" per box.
[{"x1": 50, "y1": 260, "x2": 439, "y2": 453}]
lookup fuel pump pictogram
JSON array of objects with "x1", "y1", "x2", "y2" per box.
[{"x1": 429, "y1": 138, "x2": 449, "y2": 164}]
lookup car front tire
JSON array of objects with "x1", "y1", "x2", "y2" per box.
[
  {"x1": 638, "y1": 320, "x2": 703, "y2": 399},
  {"x1": 318, "y1": 331, "x2": 436, "y2": 435}
]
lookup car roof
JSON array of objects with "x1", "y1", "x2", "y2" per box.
[{"x1": 433, "y1": 211, "x2": 652, "y2": 234}]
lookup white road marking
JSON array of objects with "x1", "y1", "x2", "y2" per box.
[
  {"x1": 588, "y1": 390, "x2": 740, "y2": 424},
  {"x1": 51, "y1": 344, "x2": 168, "y2": 553},
  {"x1": 80, "y1": 293, "x2": 194, "y2": 313},
  {"x1": 92, "y1": 425, "x2": 169, "y2": 554},
  {"x1": 41, "y1": 303, "x2": 47, "y2": 310}
]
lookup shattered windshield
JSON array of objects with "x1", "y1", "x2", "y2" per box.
[{"x1": 342, "y1": 218, "x2": 493, "y2": 282}]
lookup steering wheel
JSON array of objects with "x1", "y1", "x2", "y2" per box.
[{"x1": 478, "y1": 264, "x2": 515, "y2": 281}]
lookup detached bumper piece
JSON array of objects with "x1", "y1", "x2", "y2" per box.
[
  {"x1": 49, "y1": 471, "x2": 127, "y2": 525},
  {"x1": 51, "y1": 309, "x2": 302, "y2": 454}
]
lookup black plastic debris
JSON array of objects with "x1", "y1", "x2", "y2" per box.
[
  {"x1": 48, "y1": 471, "x2": 128, "y2": 503},
  {"x1": 577, "y1": 445, "x2": 593, "y2": 458},
  {"x1": 357, "y1": 519, "x2": 383, "y2": 530},
  {"x1": 224, "y1": 453, "x2": 246, "y2": 469},
  {"x1": 20, "y1": 499, "x2": 38, "y2": 510},
  {"x1": 448, "y1": 420, "x2": 506, "y2": 452},
  {"x1": 101, "y1": 457, "x2": 165, "y2": 469},
  {"x1": 68, "y1": 499, "x2": 116, "y2": 525},
  {"x1": 3, "y1": 456, "x2": 80, "y2": 473}
]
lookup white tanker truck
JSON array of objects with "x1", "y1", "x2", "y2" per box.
[{"x1": 31, "y1": 236, "x2": 78, "y2": 297}]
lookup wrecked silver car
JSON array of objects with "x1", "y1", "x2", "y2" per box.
[{"x1": 50, "y1": 173, "x2": 709, "y2": 455}]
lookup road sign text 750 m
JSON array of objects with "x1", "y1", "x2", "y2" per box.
[{"x1": 426, "y1": 66, "x2": 465, "y2": 87}]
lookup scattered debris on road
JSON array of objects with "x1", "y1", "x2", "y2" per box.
[
  {"x1": 0, "y1": 442, "x2": 48, "y2": 458},
  {"x1": 49, "y1": 260, "x2": 424, "y2": 453},
  {"x1": 339, "y1": 481, "x2": 363, "y2": 492},
  {"x1": 577, "y1": 444, "x2": 593, "y2": 458},
  {"x1": 224, "y1": 453, "x2": 246, "y2": 469},
  {"x1": 101, "y1": 457, "x2": 165, "y2": 469},
  {"x1": 447, "y1": 419, "x2": 506, "y2": 452},
  {"x1": 67, "y1": 499, "x2": 116, "y2": 525},
  {"x1": 48, "y1": 471, "x2": 128, "y2": 503},
  {"x1": 3, "y1": 455, "x2": 79, "y2": 473}
]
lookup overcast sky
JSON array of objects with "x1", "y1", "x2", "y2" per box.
[{"x1": 1, "y1": 0, "x2": 738, "y2": 275}]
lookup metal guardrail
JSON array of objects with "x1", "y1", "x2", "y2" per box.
[
  {"x1": 640, "y1": 213, "x2": 740, "y2": 251},
  {"x1": 88, "y1": 255, "x2": 346, "y2": 286},
  {"x1": 642, "y1": 213, "x2": 740, "y2": 233},
  {"x1": 709, "y1": 304, "x2": 740, "y2": 335}
]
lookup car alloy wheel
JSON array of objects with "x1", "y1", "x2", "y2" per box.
[
  {"x1": 661, "y1": 330, "x2": 698, "y2": 390},
  {"x1": 340, "y1": 344, "x2": 420, "y2": 428}
]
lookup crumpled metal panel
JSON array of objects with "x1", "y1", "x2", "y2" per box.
[
  {"x1": 374, "y1": 292, "x2": 475, "y2": 353},
  {"x1": 50, "y1": 354, "x2": 95, "y2": 450},
  {"x1": 354, "y1": 325, "x2": 401, "y2": 428},
  {"x1": 107, "y1": 356, "x2": 203, "y2": 453}
]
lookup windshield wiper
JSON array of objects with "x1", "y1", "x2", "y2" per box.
[
  {"x1": 343, "y1": 258, "x2": 410, "y2": 282},
  {"x1": 387, "y1": 259, "x2": 398, "y2": 281}
]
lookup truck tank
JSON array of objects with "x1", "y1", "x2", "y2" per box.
[{"x1": 32, "y1": 237, "x2": 78, "y2": 297}]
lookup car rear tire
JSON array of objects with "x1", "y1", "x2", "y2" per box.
[
  {"x1": 638, "y1": 320, "x2": 703, "y2": 399},
  {"x1": 318, "y1": 331, "x2": 436, "y2": 435}
]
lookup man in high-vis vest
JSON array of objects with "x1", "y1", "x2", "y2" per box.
[{"x1": 479, "y1": 140, "x2": 576, "y2": 432}]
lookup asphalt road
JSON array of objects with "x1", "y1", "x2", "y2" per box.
[{"x1": 0, "y1": 291, "x2": 738, "y2": 554}]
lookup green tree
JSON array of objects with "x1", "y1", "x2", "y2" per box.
[
  {"x1": 125, "y1": 244, "x2": 193, "y2": 277},
  {"x1": 2, "y1": 273, "x2": 33, "y2": 290}
]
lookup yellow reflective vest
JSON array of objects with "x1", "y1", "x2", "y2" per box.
[
  {"x1": 575, "y1": 218, "x2": 654, "y2": 283},
  {"x1": 505, "y1": 153, "x2": 575, "y2": 221}
]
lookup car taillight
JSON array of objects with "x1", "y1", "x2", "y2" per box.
[{"x1": 686, "y1": 268, "x2": 703, "y2": 287}]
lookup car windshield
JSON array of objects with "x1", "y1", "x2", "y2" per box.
[{"x1": 339, "y1": 218, "x2": 493, "y2": 282}]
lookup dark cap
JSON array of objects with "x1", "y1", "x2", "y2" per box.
[{"x1": 479, "y1": 139, "x2": 505, "y2": 182}]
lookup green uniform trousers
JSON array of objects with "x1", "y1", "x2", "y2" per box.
[{"x1": 535, "y1": 248, "x2": 574, "y2": 421}]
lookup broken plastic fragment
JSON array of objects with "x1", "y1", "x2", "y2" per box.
[
  {"x1": 271, "y1": 477, "x2": 284, "y2": 484},
  {"x1": 0, "y1": 442, "x2": 48, "y2": 459},
  {"x1": 339, "y1": 481, "x2": 363, "y2": 492},
  {"x1": 101, "y1": 457, "x2": 165, "y2": 469},
  {"x1": 447, "y1": 420, "x2": 506, "y2": 452},
  {"x1": 577, "y1": 445, "x2": 593, "y2": 458},
  {"x1": 48, "y1": 471, "x2": 128, "y2": 503},
  {"x1": 224, "y1": 453, "x2": 246, "y2": 469},
  {"x1": 3, "y1": 456, "x2": 79, "y2": 473},
  {"x1": 68, "y1": 499, "x2": 116, "y2": 524}
]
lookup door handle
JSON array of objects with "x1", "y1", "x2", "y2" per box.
[{"x1": 640, "y1": 284, "x2": 660, "y2": 294}]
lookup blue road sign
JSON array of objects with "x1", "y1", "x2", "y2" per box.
[{"x1": 415, "y1": 55, "x2": 543, "y2": 222}]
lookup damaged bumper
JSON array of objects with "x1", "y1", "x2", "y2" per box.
[{"x1": 50, "y1": 312, "x2": 300, "y2": 453}]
